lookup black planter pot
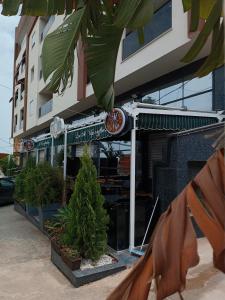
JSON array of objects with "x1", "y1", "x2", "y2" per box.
[{"x1": 39, "y1": 203, "x2": 61, "y2": 230}]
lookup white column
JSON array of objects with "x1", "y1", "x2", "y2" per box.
[
  {"x1": 129, "y1": 116, "x2": 136, "y2": 251},
  {"x1": 35, "y1": 149, "x2": 39, "y2": 165},
  {"x1": 63, "y1": 128, "x2": 68, "y2": 180},
  {"x1": 51, "y1": 136, "x2": 54, "y2": 166}
]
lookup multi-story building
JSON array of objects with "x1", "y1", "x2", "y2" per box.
[{"x1": 11, "y1": 0, "x2": 225, "y2": 251}]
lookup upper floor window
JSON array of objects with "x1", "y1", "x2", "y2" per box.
[
  {"x1": 29, "y1": 100, "x2": 34, "y2": 117},
  {"x1": 122, "y1": 0, "x2": 172, "y2": 60},
  {"x1": 31, "y1": 31, "x2": 35, "y2": 48},
  {"x1": 20, "y1": 108, "x2": 24, "y2": 130},
  {"x1": 15, "y1": 90, "x2": 18, "y2": 107},
  {"x1": 31, "y1": 66, "x2": 35, "y2": 81},
  {"x1": 14, "y1": 115, "x2": 18, "y2": 132}
]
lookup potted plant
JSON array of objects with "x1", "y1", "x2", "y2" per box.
[
  {"x1": 24, "y1": 162, "x2": 64, "y2": 228},
  {"x1": 50, "y1": 145, "x2": 109, "y2": 268},
  {"x1": 14, "y1": 157, "x2": 36, "y2": 213},
  {"x1": 61, "y1": 246, "x2": 81, "y2": 271}
]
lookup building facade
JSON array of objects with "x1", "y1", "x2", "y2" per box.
[{"x1": 11, "y1": 0, "x2": 225, "y2": 251}]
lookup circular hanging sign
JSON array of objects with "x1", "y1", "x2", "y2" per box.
[
  {"x1": 23, "y1": 139, "x2": 34, "y2": 151},
  {"x1": 50, "y1": 117, "x2": 65, "y2": 139},
  {"x1": 105, "y1": 108, "x2": 127, "y2": 135}
]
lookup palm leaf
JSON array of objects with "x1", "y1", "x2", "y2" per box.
[
  {"x1": 1, "y1": 0, "x2": 76, "y2": 15},
  {"x1": 182, "y1": 0, "x2": 223, "y2": 63},
  {"x1": 190, "y1": 0, "x2": 200, "y2": 32},
  {"x1": 86, "y1": 16, "x2": 123, "y2": 111},
  {"x1": 1, "y1": 0, "x2": 20, "y2": 15},
  {"x1": 42, "y1": 7, "x2": 86, "y2": 93},
  {"x1": 114, "y1": 0, "x2": 154, "y2": 29},
  {"x1": 196, "y1": 20, "x2": 224, "y2": 77}
]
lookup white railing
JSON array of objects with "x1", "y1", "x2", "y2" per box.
[{"x1": 39, "y1": 99, "x2": 53, "y2": 118}]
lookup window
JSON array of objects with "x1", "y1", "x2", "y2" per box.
[
  {"x1": 31, "y1": 31, "x2": 35, "y2": 48},
  {"x1": 183, "y1": 92, "x2": 212, "y2": 111},
  {"x1": 20, "y1": 109, "x2": 24, "y2": 130},
  {"x1": 31, "y1": 66, "x2": 34, "y2": 81},
  {"x1": 29, "y1": 100, "x2": 34, "y2": 116},
  {"x1": 142, "y1": 72, "x2": 213, "y2": 112},
  {"x1": 184, "y1": 73, "x2": 212, "y2": 97},
  {"x1": 14, "y1": 115, "x2": 18, "y2": 132},
  {"x1": 21, "y1": 82, "x2": 25, "y2": 100},
  {"x1": 160, "y1": 83, "x2": 183, "y2": 104},
  {"x1": 122, "y1": 1, "x2": 172, "y2": 60},
  {"x1": 15, "y1": 90, "x2": 18, "y2": 107},
  {"x1": 142, "y1": 91, "x2": 159, "y2": 104}
]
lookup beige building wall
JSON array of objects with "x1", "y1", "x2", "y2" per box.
[{"x1": 12, "y1": 0, "x2": 211, "y2": 140}]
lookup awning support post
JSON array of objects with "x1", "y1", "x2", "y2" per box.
[
  {"x1": 129, "y1": 116, "x2": 137, "y2": 252},
  {"x1": 63, "y1": 127, "x2": 68, "y2": 180},
  {"x1": 51, "y1": 136, "x2": 54, "y2": 166},
  {"x1": 35, "y1": 149, "x2": 39, "y2": 165}
]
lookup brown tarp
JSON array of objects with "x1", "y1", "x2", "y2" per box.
[{"x1": 107, "y1": 149, "x2": 225, "y2": 300}]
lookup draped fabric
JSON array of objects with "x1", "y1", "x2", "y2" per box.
[{"x1": 107, "y1": 149, "x2": 225, "y2": 300}]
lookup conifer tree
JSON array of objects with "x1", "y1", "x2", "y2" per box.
[{"x1": 69, "y1": 145, "x2": 109, "y2": 261}]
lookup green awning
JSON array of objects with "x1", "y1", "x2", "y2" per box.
[
  {"x1": 67, "y1": 123, "x2": 111, "y2": 145},
  {"x1": 36, "y1": 138, "x2": 52, "y2": 149},
  {"x1": 137, "y1": 114, "x2": 218, "y2": 130},
  {"x1": 35, "y1": 123, "x2": 111, "y2": 149}
]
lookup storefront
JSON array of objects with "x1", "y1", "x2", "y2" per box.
[{"x1": 29, "y1": 102, "x2": 221, "y2": 252}]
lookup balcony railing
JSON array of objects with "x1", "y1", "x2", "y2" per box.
[
  {"x1": 19, "y1": 121, "x2": 24, "y2": 130},
  {"x1": 39, "y1": 99, "x2": 53, "y2": 118},
  {"x1": 122, "y1": 0, "x2": 172, "y2": 60},
  {"x1": 41, "y1": 16, "x2": 55, "y2": 42}
]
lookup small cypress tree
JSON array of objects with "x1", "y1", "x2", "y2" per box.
[
  {"x1": 24, "y1": 162, "x2": 64, "y2": 207},
  {"x1": 15, "y1": 157, "x2": 36, "y2": 201},
  {"x1": 69, "y1": 145, "x2": 109, "y2": 261}
]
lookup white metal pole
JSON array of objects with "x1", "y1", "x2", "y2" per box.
[
  {"x1": 129, "y1": 116, "x2": 136, "y2": 252},
  {"x1": 35, "y1": 149, "x2": 39, "y2": 165},
  {"x1": 51, "y1": 136, "x2": 54, "y2": 166},
  {"x1": 63, "y1": 127, "x2": 68, "y2": 180}
]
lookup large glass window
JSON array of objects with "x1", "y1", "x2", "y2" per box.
[
  {"x1": 160, "y1": 82, "x2": 183, "y2": 104},
  {"x1": 184, "y1": 73, "x2": 212, "y2": 97},
  {"x1": 122, "y1": 0, "x2": 172, "y2": 60},
  {"x1": 184, "y1": 91, "x2": 212, "y2": 111},
  {"x1": 142, "y1": 91, "x2": 159, "y2": 104},
  {"x1": 142, "y1": 73, "x2": 213, "y2": 112}
]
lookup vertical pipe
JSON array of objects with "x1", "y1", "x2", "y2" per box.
[
  {"x1": 35, "y1": 149, "x2": 39, "y2": 165},
  {"x1": 129, "y1": 116, "x2": 136, "y2": 251},
  {"x1": 51, "y1": 136, "x2": 54, "y2": 166},
  {"x1": 63, "y1": 128, "x2": 67, "y2": 180}
]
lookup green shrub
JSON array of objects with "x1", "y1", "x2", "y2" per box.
[
  {"x1": 62, "y1": 145, "x2": 109, "y2": 261},
  {"x1": 0, "y1": 155, "x2": 17, "y2": 176},
  {"x1": 14, "y1": 157, "x2": 36, "y2": 201},
  {"x1": 24, "y1": 162, "x2": 64, "y2": 207}
]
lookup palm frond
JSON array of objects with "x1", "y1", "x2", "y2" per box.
[
  {"x1": 42, "y1": 7, "x2": 86, "y2": 93},
  {"x1": 86, "y1": 16, "x2": 123, "y2": 111},
  {"x1": 1, "y1": 0, "x2": 76, "y2": 16},
  {"x1": 182, "y1": 0, "x2": 224, "y2": 76}
]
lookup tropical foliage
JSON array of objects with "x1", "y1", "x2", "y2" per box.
[{"x1": 1, "y1": 0, "x2": 224, "y2": 111}]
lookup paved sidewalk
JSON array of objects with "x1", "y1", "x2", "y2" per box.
[
  {"x1": 0, "y1": 205, "x2": 129, "y2": 300},
  {"x1": 0, "y1": 205, "x2": 225, "y2": 300}
]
